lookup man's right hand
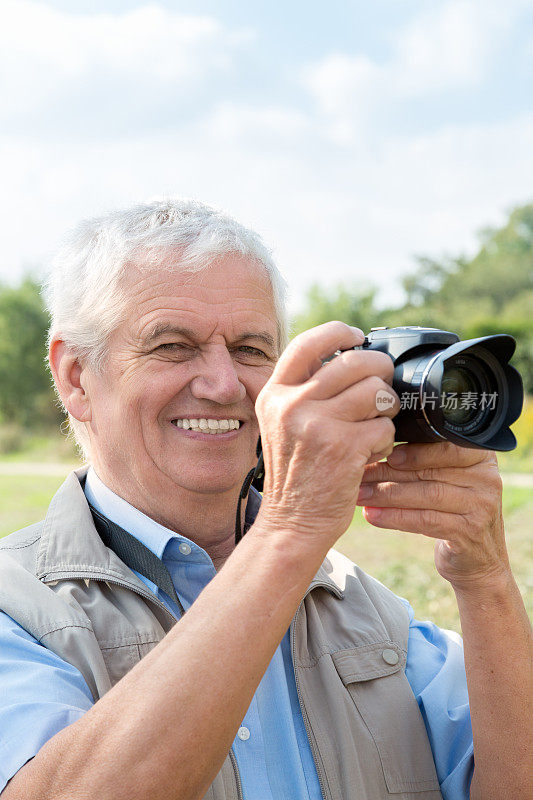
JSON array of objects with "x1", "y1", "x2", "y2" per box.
[{"x1": 254, "y1": 321, "x2": 400, "y2": 550}]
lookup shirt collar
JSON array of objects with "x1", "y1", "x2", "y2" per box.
[
  {"x1": 84, "y1": 467, "x2": 196, "y2": 560},
  {"x1": 84, "y1": 466, "x2": 262, "y2": 563}
]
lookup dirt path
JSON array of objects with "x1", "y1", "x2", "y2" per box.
[
  {"x1": 0, "y1": 462, "x2": 80, "y2": 476},
  {"x1": 1, "y1": 462, "x2": 533, "y2": 487}
]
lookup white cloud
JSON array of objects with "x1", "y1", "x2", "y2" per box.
[
  {"x1": 303, "y1": 0, "x2": 527, "y2": 139},
  {"x1": 207, "y1": 103, "x2": 310, "y2": 143},
  {"x1": 393, "y1": 0, "x2": 508, "y2": 95},
  {"x1": 0, "y1": 0, "x2": 251, "y2": 132},
  {"x1": 303, "y1": 54, "x2": 378, "y2": 116}
]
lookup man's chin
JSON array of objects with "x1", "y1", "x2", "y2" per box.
[{"x1": 159, "y1": 468, "x2": 247, "y2": 497}]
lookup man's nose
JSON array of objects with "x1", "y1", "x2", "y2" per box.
[{"x1": 189, "y1": 347, "x2": 246, "y2": 404}]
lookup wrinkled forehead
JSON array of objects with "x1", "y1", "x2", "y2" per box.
[{"x1": 117, "y1": 256, "x2": 279, "y2": 348}]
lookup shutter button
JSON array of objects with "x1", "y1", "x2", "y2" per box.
[{"x1": 382, "y1": 648, "x2": 399, "y2": 665}]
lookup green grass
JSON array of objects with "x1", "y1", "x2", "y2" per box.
[
  {"x1": 0, "y1": 473, "x2": 74, "y2": 536},
  {"x1": 337, "y1": 491, "x2": 533, "y2": 633},
  {"x1": 0, "y1": 466, "x2": 531, "y2": 636},
  {"x1": 0, "y1": 431, "x2": 80, "y2": 463}
]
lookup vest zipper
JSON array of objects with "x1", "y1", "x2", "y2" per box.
[
  {"x1": 291, "y1": 598, "x2": 330, "y2": 800},
  {"x1": 41, "y1": 573, "x2": 181, "y2": 625},
  {"x1": 229, "y1": 748, "x2": 244, "y2": 800}
]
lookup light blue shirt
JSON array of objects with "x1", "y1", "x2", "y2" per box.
[{"x1": 0, "y1": 468, "x2": 474, "y2": 797}]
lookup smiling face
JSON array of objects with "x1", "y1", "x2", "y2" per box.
[{"x1": 80, "y1": 255, "x2": 278, "y2": 525}]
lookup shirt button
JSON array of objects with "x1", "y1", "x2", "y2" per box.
[
  {"x1": 178, "y1": 542, "x2": 192, "y2": 555},
  {"x1": 382, "y1": 648, "x2": 399, "y2": 665},
  {"x1": 237, "y1": 726, "x2": 250, "y2": 741}
]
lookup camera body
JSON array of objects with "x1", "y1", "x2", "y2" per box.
[{"x1": 359, "y1": 326, "x2": 523, "y2": 451}]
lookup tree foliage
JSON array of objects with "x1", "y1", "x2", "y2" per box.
[
  {"x1": 0, "y1": 278, "x2": 60, "y2": 427},
  {"x1": 292, "y1": 202, "x2": 533, "y2": 392},
  {"x1": 400, "y1": 204, "x2": 533, "y2": 320},
  {"x1": 292, "y1": 284, "x2": 385, "y2": 338}
]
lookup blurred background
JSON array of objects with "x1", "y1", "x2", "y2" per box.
[{"x1": 0, "y1": 0, "x2": 531, "y2": 630}]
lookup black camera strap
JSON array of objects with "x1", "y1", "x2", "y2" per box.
[
  {"x1": 89, "y1": 503, "x2": 185, "y2": 616},
  {"x1": 234, "y1": 437, "x2": 264, "y2": 546}
]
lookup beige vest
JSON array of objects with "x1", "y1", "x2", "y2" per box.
[{"x1": 0, "y1": 469, "x2": 443, "y2": 800}]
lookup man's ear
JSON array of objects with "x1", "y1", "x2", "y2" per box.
[{"x1": 48, "y1": 337, "x2": 92, "y2": 423}]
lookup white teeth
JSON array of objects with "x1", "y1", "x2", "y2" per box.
[{"x1": 171, "y1": 417, "x2": 241, "y2": 433}]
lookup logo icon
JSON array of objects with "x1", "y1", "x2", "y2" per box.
[{"x1": 376, "y1": 389, "x2": 395, "y2": 410}]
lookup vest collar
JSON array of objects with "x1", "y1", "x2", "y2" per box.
[
  {"x1": 36, "y1": 467, "x2": 150, "y2": 590},
  {"x1": 312, "y1": 557, "x2": 346, "y2": 600}
]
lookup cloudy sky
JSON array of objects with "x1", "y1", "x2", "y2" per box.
[{"x1": 0, "y1": 0, "x2": 532, "y2": 312}]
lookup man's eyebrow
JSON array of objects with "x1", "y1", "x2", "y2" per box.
[
  {"x1": 140, "y1": 324, "x2": 277, "y2": 351},
  {"x1": 233, "y1": 331, "x2": 277, "y2": 350},
  {"x1": 141, "y1": 325, "x2": 196, "y2": 346}
]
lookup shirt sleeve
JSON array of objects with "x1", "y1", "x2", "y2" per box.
[
  {"x1": 0, "y1": 611, "x2": 94, "y2": 792},
  {"x1": 399, "y1": 596, "x2": 475, "y2": 800}
]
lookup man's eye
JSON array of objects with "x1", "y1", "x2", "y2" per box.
[
  {"x1": 236, "y1": 346, "x2": 267, "y2": 358},
  {"x1": 157, "y1": 343, "x2": 191, "y2": 353}
]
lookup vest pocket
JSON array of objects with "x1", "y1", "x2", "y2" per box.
[
  {"x1": 99, "y1": 635, "x2": 164, "y2": 687},
  {"x1": 332, "y1": 645, "x2": 442, "y2": 795},
  {"x1": 100, "y1": 642, "x2": 142, "y2": 686}
]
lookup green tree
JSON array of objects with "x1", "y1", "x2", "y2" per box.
[
  {"x1": 399, "y1": 204, "x2": 533, "y2": 322},
  {"x1": 0, "y1": 277, "x2": 59, "y2": 427},
  {"x1": 292, "y1": 283, "x2": 383, "y2": 338},
  {"x1": 291, "y1": 202, "x2": 533, "y2": 392},
  {"x1": 396, "y1": 203, "x2": 533, "y2": 391}
]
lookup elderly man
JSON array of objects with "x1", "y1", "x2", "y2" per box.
[{"x1": 0, "y1": 200, "x2": 530, "y2": 800}]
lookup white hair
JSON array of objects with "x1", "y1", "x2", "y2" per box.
[{"x1": 42, "y1": 198, "x2": 290, "y2": 459}]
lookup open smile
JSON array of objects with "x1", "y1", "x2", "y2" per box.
[{"x1": 170, "y1": 417, "x2": 242, "y2": 435}]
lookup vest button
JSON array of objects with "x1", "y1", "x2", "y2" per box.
[{"x1": 382, "y1": 648, "x2": 399, "y2": 665}]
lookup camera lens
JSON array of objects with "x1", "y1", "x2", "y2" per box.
[
  {"x1": 439, "y1": 355, "x2": 494, "y2": 433},
  {"x1": 441, "y1": 365, "x2": 480, "y2": 425}
]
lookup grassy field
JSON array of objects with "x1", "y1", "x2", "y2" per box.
[
  {"x1": 339, "y1": 488, "x2": 533, "y2": 632},
  {"x1": 0, "y1": 462, "x2": 531, "y2": 635}
]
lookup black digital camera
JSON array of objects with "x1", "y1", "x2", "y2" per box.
[{"x1": 358, "y1": 326, "x2": 523, "y2": 451}]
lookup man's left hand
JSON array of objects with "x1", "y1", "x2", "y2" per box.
[{"x1": 356, "y1": 441, "x2": 512, "y2": 592}]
